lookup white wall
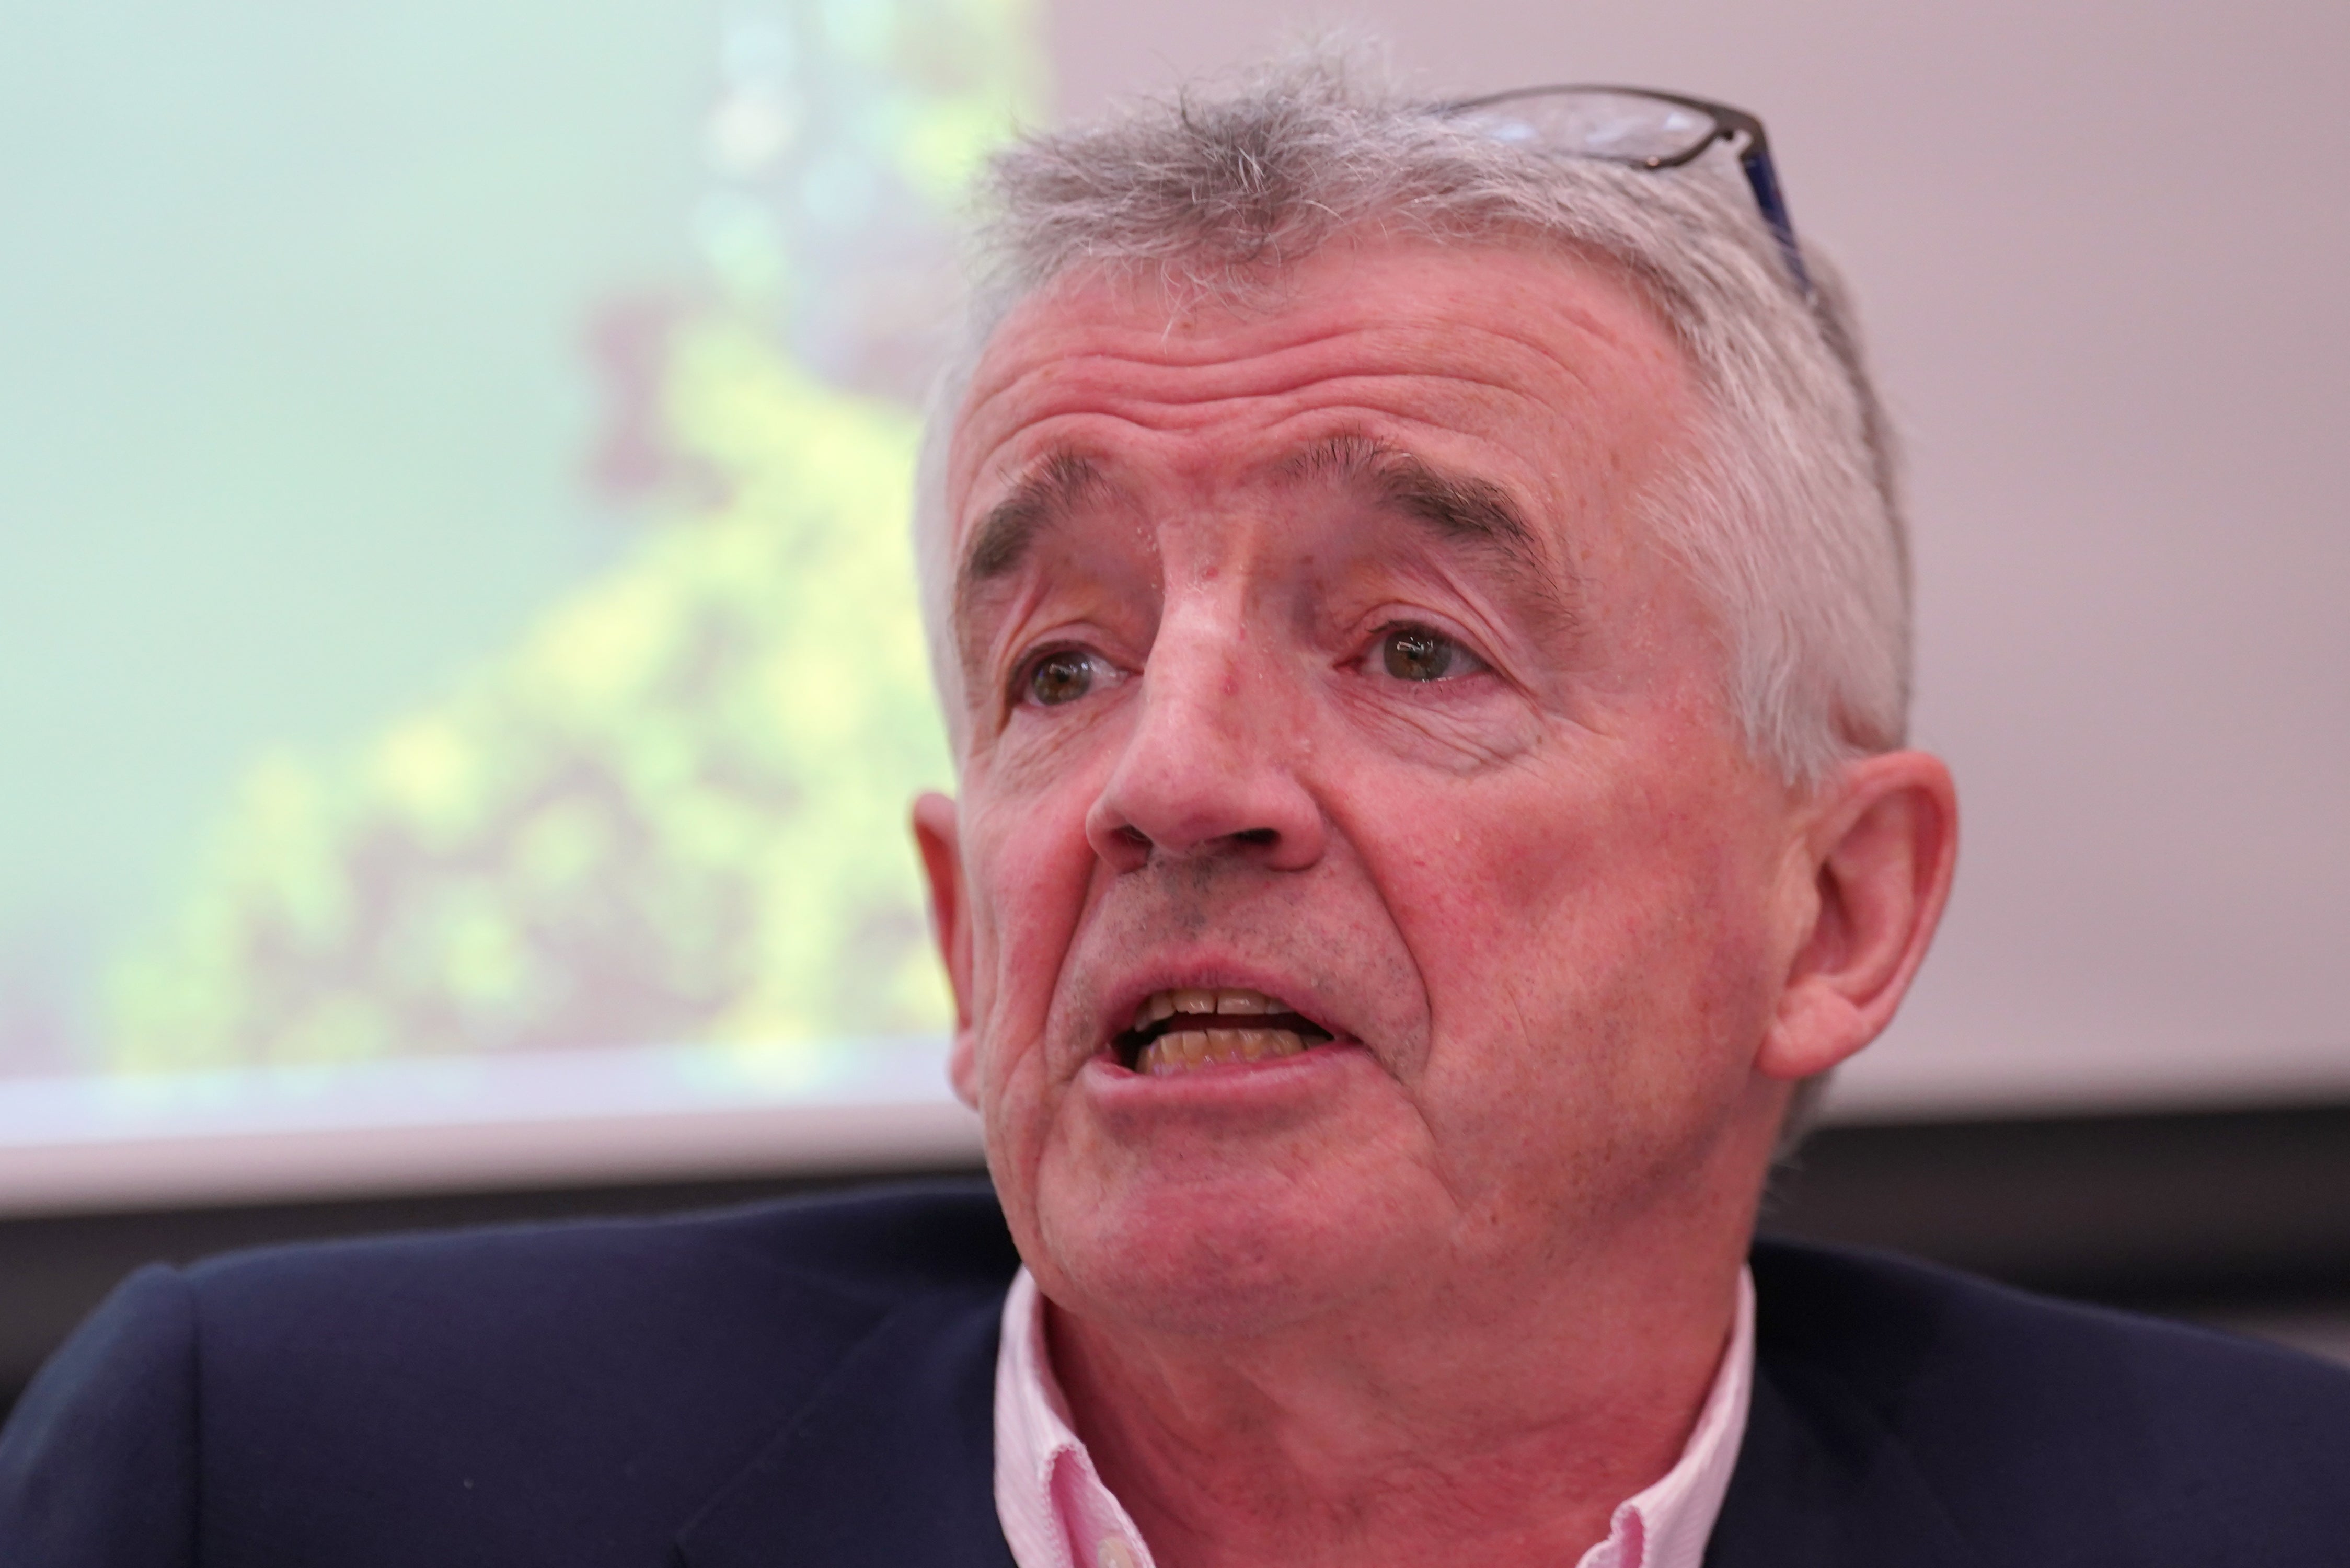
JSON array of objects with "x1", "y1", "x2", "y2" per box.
[{"x1": 1051, "y1": 0, "x2": 2350, "y2": 1117}]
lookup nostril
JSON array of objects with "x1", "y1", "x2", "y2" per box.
[{"x1": 1234, "y1": 828, "x2": 1277, "y2": 846}]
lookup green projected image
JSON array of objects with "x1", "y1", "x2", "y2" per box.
[
  {"x1": 0, "y1": 0, "x2": 1042, "y2": 1116},
  {"x1": 106, "y1": 324, "x2": 954, "y2": 1076}
]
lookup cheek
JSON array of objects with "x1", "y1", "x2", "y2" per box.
[
  {"x1": 962, "y1": 790, "x2": 1093, "y2": 1245},
  {"x1": 960, "y1": 772, "x2": 1105, "y2": 1094},
  {"x1": 1388, "y1": 754, "x2": 1781, "y2": 1134}
]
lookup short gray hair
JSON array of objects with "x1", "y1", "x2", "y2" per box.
[{"x1": 915, "y1": 51, "x2": 1909, "y2": 786}]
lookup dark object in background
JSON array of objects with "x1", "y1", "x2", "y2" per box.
[{"x1": 1763, "y1": 1100, "x2": 2350, "y2": 1318}]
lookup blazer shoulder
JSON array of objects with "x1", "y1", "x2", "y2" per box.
[
  {"x1": 166, "y1": 1177, "x2": 1021, "y2": 1445},
  {"x1": 0, "y1": 1263, "x2": 200, "y2": 1564},
  {"x1": 1744, "y1": 1237, "x2": 2350, "y2": 1563},
  {"x1": 2, "y1": 1180, "x2": 1019, "y2": 1566},
  {"x1": 185, "y1": 1174, "x2": 1019, "y2": 1316}
]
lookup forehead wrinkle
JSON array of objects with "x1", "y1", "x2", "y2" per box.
[{"x1": 965, "y1": 281, "x2": 1635, "y2": 434}]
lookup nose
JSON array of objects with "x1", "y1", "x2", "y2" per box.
[{"x1": 1082, "y1": 608, "x2": 1327, "y2": 874}]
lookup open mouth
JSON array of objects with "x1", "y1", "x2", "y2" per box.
[{"x1": 1111, "y1": 987, "x2": 1338, "y2": 1076}]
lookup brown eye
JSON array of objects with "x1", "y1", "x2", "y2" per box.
[
  {"x1": 1381, "y1": 626, "x2": 1464, "y2": 682},
  {"x1": 1025, "y1": 649, "x2": 1100, "y2": 706}
]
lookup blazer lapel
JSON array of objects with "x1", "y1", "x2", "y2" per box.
[
  {"x1": 676, "y1": 1284, "x2": 1018, "y2": 1568},
  {"x1": 1702, "y1": 1356, "x2": 1982, "y2": 1568}
]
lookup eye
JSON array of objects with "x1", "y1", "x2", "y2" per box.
[
  {"x1": 1019, "y1": 647, "x2": 1117, "y2": 707},
  {"x1": 1374, "y1": 625, "x2": 1488, "y2": 683}
]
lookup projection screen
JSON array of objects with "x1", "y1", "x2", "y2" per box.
[{"x1": 3, "y1": 0, "x2": 2344, "y2": 1214}]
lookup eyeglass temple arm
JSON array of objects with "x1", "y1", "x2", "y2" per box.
[{"x1": 1735, "y1": 141, "x2": 1813, "y2": 298}]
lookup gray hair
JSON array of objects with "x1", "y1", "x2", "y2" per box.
[{"x1": 915, "y1": 51, "x2": 1909, "y2": 787}]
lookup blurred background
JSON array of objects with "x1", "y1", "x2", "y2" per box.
[{"x1": 3, "y1": 0, "x2": 2346, "y2": 1412}]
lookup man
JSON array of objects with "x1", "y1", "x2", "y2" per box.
[{"x1": 6, "y1": 56, "x2": 2347, "y2": 1568}]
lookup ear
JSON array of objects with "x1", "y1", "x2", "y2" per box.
[
  {"x1": 913, "y1": 791, "x2": 982, "y2": 1108},
  {"x1": 1758, "y1": 751, "x2": 1958, "y2": 1082}
]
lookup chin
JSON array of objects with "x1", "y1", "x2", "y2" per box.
[{"x1": 1032, "y1": 1166, "x2": 1418, "y2": 1338}]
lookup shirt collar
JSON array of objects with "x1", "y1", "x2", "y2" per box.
[{"x1": 993, "y1": 1265, "x2": 1756, "y2": 1568}]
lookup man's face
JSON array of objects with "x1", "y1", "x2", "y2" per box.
[{"x1": 921, "y1": 237, "x2": 1813, "y2": 1334}]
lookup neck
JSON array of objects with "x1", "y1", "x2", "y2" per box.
[{"x1": 1046, "y1": 1226, "x2": 1748, "y2": 1568}]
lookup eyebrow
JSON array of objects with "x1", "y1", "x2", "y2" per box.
[
  {"x1": 950, "y1": 433, "x2": 1571, "y2": 670},
  {"x1": 1284, "y1": 433, "x2": 1551, "y2": 581},
  {"x1": 958, "y1": 449, "x2": 1106, "y2": 595}
]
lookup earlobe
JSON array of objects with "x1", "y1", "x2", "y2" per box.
[
  {"x1": 1758, "y1": 751, "x2": 1959, "y2": 1083},
  {"x1": 912, "y1": 791, "x2": 982, "y2": 1108}
]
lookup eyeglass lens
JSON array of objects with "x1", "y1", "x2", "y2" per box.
[
  {"x1": 1449, "y1": 89, "x2": 1721, "y2": 168},
  {"x1": 1445, "y1": 86, "x2": 1812, "y2": 297}
]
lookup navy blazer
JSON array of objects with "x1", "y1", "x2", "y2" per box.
[{"x1": 4, "y1": 1181, "x2": 2348, "y2": 1565}]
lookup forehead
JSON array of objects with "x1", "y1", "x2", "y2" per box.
[{"x1": 946, "y1": 236, "x2": 1699, "y2": 548}]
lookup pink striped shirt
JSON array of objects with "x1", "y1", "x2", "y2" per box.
[{"x1": 993, "y1": 1267, "x2": 1756, "y2": 1568}]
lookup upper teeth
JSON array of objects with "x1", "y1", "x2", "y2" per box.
[{"x1": 1132, "y1": 987, "x2": 1279, "y2": 1030}]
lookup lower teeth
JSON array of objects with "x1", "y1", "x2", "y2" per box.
[{"x1": 1139, "y1": 1027, "x2": 1307, "y2": 1075}]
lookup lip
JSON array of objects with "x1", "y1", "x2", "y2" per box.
[
  {"x1": 1093, "y1": 960, "x2": 1356, "y2": 1073},
  {"x1": 1079, "y1": 1036, "x2": 1376, "y2": 1117}
]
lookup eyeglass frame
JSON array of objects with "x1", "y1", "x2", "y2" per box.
[{"x1": 1435, "y1": 84, "x2": 1814, "y2": 299}]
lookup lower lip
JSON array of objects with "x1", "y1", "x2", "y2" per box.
[{"x1": 1080, "y1": 1040, "x2": 1369, "y2": 1108}]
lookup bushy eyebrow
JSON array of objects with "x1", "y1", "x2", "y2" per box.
[
  {"x1": 958, "y1": 449, "x2": 1105, "y2": 596},
  {"x1": 1283, "y1": 434, "x2": 1569, "y2": 617},
  {"x1": 951, "y1": 449, "x2": 1115, "y2": 695},
  {"x1": 950, "y1": 433, "x2": 1573, "y2": 675},
  {"x1": 961, "y1": 436, "x2": 1545, "y2": 595}
]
